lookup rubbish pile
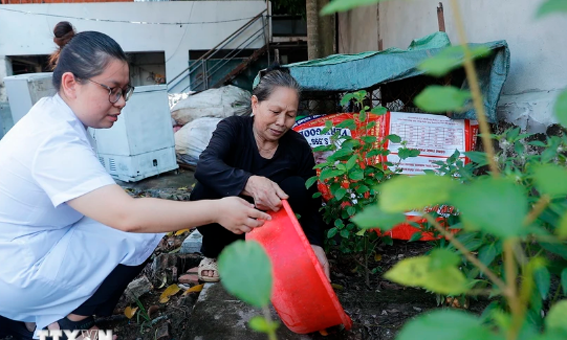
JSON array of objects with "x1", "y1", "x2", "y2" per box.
[{"x1": 169, "y1": 85, "x2": 251, "y2": 166}]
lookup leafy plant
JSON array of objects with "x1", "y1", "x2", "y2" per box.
[
  {"x1": 321, "y1": 0, "x2": 567, "y2": 339},
  {"x1": 305, "y1": 90, "x2": 420, "y2": 285},
  {"x1": 133, "y1": 298, "x2": 152, "y2": 334}
]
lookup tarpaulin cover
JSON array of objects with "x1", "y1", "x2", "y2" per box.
[{"x1": 255, "y1": 32, "x2": 510, "y2": 122}]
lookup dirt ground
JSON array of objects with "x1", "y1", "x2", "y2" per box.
[{"x1": 97, "y1": 236, "x2": 490, "y2": 340}]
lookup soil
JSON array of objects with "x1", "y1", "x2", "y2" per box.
[{"x1": 93, "y1": 238, "x2": 491, "y2": 340}]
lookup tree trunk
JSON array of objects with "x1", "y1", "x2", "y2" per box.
[
  {"x1": 306, "y1": 0, "x2": 320, "y2": 60},
  {"x1": 306, "y1": 0, "x2": 335, "y2": 60},
  {"x1": 318, "y1": 0, "x2": 335, "y2": 58}
]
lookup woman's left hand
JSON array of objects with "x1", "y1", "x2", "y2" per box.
[{"x1": 311, "y1": 245, "x2": 330, "y2": 281}]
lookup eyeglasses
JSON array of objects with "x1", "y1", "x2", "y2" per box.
[{"x1": 88, "y1": 79, "x2": 135, "y2": 104}]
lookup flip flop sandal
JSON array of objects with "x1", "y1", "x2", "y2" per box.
[
  {"x1": 43, "y1": 316, "x2": 96, "y2": 340},
  {"x1": 198, "y1": 257, "x2": 220, "y2": 283}
]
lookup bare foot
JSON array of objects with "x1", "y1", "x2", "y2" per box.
[
  {"x1": 187, "y1": 266, "x2": 214, "y2": 278},
  {"x1": 197, "y1": 258, "x2": 220, "y2": 281}
]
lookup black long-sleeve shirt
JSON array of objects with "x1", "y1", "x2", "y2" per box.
[{"x1": 190, "y1": 115, "x2": 325, "y2": 246}]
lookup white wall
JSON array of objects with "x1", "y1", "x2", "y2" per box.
[
  {"x1": 0, "y1": 1, "x2": 267, "y2": 95},
  {"x1": 377, "y1": 0, "x2": 567, "y2": 133},
  {"x1": 0, "y1": 57, "x2": 13, "y2": 102},
  {"x1": 338, "y1": 4, "x2": 380, "y2": 54}
]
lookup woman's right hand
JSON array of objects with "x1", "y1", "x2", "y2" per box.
[
  {"x1": 243, "y1": 176, "x2": 289, "y2": 212},
  {"x1": 215, "y1": 197, "x2": 272, "y2": 234}
]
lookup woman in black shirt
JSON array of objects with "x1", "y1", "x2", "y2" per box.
[{"x1": 190, "y1": 67, "x2": 328, "y2": 282}]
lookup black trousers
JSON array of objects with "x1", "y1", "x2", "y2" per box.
[
  {"x1": 0, "y1": 262, "x2": 146, "y2": 340},
  {"x1": 198, "y1": 176, "x2": 313, "y2": 258}
]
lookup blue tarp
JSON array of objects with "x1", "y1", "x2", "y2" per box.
[{"x1": 256, "y1": 32, "x2": 510, "y2": 122}]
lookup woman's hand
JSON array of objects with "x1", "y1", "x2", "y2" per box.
[
  {"x1": 243, "y1": 176, "x2": 289, "y2": 212},
  {"x1": 311, "y1": 245, "x2": 330, "y2": 281},
  {"x1": 215, "y1": 197, "x2": 272, "y2": 234}
]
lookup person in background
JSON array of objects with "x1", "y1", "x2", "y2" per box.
[
  {"x1": 0, "y1": 21, "x2": 270, "y2": 340},
  {"x1": 190, "y1": 66, "x2": 330, "y2": 282}
]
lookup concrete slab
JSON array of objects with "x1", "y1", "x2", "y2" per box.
[{"x1": 186, "y1": 283, "x2": 312, "y2": 340}]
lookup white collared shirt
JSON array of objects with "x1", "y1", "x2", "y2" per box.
[{"x1": 0, "y1": 94, "x2": 162, "y2": 336}]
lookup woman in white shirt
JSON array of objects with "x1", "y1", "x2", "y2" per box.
[{"x1": 0, "y1": 22, "x2": 270, "y2": 340}]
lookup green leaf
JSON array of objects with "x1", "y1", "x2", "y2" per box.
[
  {"x1": 351, "y1": 205, "x2": 406, "y2": 231},
  {"x1": 340, "y1": 229, "x2": 350, "y2": 239},
  {"x1": 312, "y1": 192, "x2": 322, "y2": 199},
  {"x1": 347, "y1": 206, "x2": 357, "y2": 216},
  {"x1": 341, "y1": 139, "x2": 360, "y2": 151},
  {"x1": 305, "y1": 176, "x2": 318, "y2": 189},
  {"x1": 320, "y1": 169, "x2": 344, "y2": 181},
  {"x1": 334, "y1": 219, "x2": 345, "y2": 228},
  {"x1": 514, "y1": 141, "x2": 525, "y2": 155},
  {"x1": 218, "y1": 240, "x2": 272, "y2": 308},
  {"x1": 537, "y1": 0, "x2": 567, "y2": 18},
  {"x1": 408, "y1": 232, "x2": 423, "y2": 242},
  {"x1": 398, "y1": 148, "x2": 420, "y2": 160},
  {"x1": 249, "y1": 316, "x2": 279, "y2": 333},
  {"x1": 409, "y1": 149, "x2": 420, "y2": 157},
  {"x1": 397, "y1": 310, "x2": 500, "y2": 340},
  {"x1": 356, "y1": 185, "x2": 370, "y2": 194},
  {"x1": 378, "y1": 174, "x2": 456, "y2": 213},
  {"x1": 336, "y1": 119, "x2": 357, "y2": 130},
  {"x1": 349, "y1": 168, "x2": 364, "y2": 181},
  {"x1": 534, "y1": 331, "x2": 567, "y2": 340},
  {"x1": 327, "y1": 227, "x2": 338, "y2": 238},
  {"x1": 414, "y1": 86, "x2": 471, "y2": 113},
  {"x1": 329, "y1": 148, "x2": 353, "y2": 161},
  {"x1": 429, "y1": 248, "x2": 461, "y2": 270},
  {"x1": 382, "y1": 236, "x2": 394, "y2": 246},
  {"x1": 366, "y1": 149, "x2": 381, "y2": 158},
  {"x1": 546, "y1": 300, "x2": 567, "y2": 333},
  {"x1": 528, "y1": 140, "x2": 547, "y2": 147},
  {"x1": 539, "y1": 241, "x2": 567, "y2": 260},
  {"x1": 534, "y1": 266, "x2": 551, "y2": 299},
  {"x1": 346, "y1": 154, "x2": 358, "y2": 171},
  {"x1": 555, "y1": 90, "x2": 567, "y2": 128},
  {"x1": 387, "y1": 134, "x2": 402, "y2": 143},
  {"x1": 464, "y1": 151, "x2": 489, "y2": 165},
  {"x1": 334, "y1": 187, "x2": 348, "y2": 200},
  {"x1": 478, "y1": 243, "x2": 502, "y2": 267},
  {"x1": 361, "y1": 136, "x2": 377, "y2": 144},
  {"x1": 561, "y1": 269, "x2": 567, "y2": 295},
  {"x1": 533, "y1": 164, "x2": 567, "y2": 198},
  {"x1": 313, "y1": 162, "x2": 328, "y2": 169},
  {"x1": 418, "y1": 46, "x2": 492, "y2": 77},
  {"x1": 313, "y1": 145, "x2": 331, "y2": 152},
  {"x1": 384, "y1": 256, "x2": 469, "y2": 295},
  {"x1": 451, "y1": 178, "x2": 528, "y2": 239},
  {"x1": 320, "y1": 0, "x2": 388, "y2": 15},
  {"x1": 340, "y1": 93, "x2": 356, "y2": 106},
  {"x1": 370, "y1": 106, "x2": 388, "y2": 115}
]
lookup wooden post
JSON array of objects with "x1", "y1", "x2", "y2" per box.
[{"x1": 437, "y1": 2, "x2": 446, "y2": 32}]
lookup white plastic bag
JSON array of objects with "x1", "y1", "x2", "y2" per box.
[
  {"x1": 174, "y1": 117, "x2": 222, "y2": 166},
  {"x1": 171, "y1": 85, "x2": 251, "y2": 126}
]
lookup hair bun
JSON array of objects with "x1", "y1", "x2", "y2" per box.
[{"x1": 53, "y1": 21, "x2": 76, "y2": 49}]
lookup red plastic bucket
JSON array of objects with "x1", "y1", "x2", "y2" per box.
[{"x1": 246, "y1": 200, "x2": 353, "y2": 334}]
